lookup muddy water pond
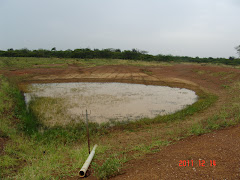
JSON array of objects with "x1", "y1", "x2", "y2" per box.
[{"x1": 24, "y1": 82, "x2": 198, "y2": 125}]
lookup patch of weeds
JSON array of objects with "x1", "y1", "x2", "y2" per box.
[
  {"x1": 33, "y1": 123, "x2": 86, "y2": 145},
  {"x1": 0, "y1": 155, "x2": 20, "y2": 178},
  {"x1": 132, "y1": 144, "x2": 151, "y2": 153},
  {"x1": 211, "y1": 71, "x2": 228, "y2": 77},
  {"x1": 1, "y1": 58, "x2": 14, "y2": 68},
  {"x1": 140, "y1": 69, "x2": 153, "y2": 75},
  {"x1": 92, "y1": 155, "x2": 125, "y2": 179},
  {"x1": 0, "y1": 57, "x2": 69, "y2": 69},
  {"x1": 195, "y1": 70, "x2": 207, "y2": 75},
  {"x1": 206, "y1": 116, "x2": 221, "y2": 130},
  {"x1": 0, "y1": 137, "x2": 29, "y2": 178},
  {"x1": 151, "y1": 140, "x2": 171, "y2": 147},
  {"x1": 0, "y1": 155, "x2": 19, "y2": 168},
  {"x1": 190, "y1": 116, "x2": 221, "y2": 136},
  {"x1": 0, "y1": 130, "x2": 8, "y2": 138},
  {"x1": 29, "y1": 97, "x2": 69, "y2": 127},
  {"x1": 130, "y1": 140, "x2": 171, "y2": 158},
  {"x1": 190, "y1": 99, "x2": 240, "y2": 136},
  {"x1": 222, "y1": 84, "x2": 230, "y2": 89},
  {"x1": 94, "y1": 145, "x2": 110, "y2": 159},
  {"x1": 0, "y1": 77, "x2": 40, "y2": 136},
  {"x1": 13, "y1": 143, "x2": 72, "y2": 179},
  {"x1": 190, "y1": 123, "x2": 208, "y2": 136},
  {"x1": 0, "y1": 76, "x2": 38, "y2": 136},
  {"x1": 206, "y1": 116, "x2": 235, "y2": 130},
  {"x1": 132, "y1": 152, "x2": 143, "y2": 159},
  {"x1": 221, "y1": 72, "x2": 236, "y2": 80},
  {"x1": 149, "y1": 140, "x2": 171, "y2": 152},
  {"x1": 166, "y1": 130, "x2": 175, "y2": 136}
]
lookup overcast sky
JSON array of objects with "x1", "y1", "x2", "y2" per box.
[{"x1": 1, "y1": 0, "x2": 240, "y2": 58}]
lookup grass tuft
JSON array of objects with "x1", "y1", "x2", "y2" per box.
[{"x1": 92, "y1": 156, "x2": 125, "y2": 179}]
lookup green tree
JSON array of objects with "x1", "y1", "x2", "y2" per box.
[
  {"x1": 51, "y1": 47, "x2": 56, "y2": 51},
  {"x1": 235, "y1": 45, "x2": 240, "y2": 57}
]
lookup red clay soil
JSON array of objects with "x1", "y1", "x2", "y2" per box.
[
  {"x1": 1, "y1": 63, "x2": 240, "y2": 179},
  {"x1": 3, "y1": 64, "x2": 239, "y2": 90},
  {"x1": 111, "y1": 124, "x2": 240, "y2": 180}
]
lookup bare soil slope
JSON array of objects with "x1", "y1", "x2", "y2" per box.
[{"x1": 112, "y1": 124, "x2": 240, "y2": 180}]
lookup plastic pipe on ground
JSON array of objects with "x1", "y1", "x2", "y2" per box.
[{"x1": 79, "y1": 144, "x2": 98, "y2": 177}]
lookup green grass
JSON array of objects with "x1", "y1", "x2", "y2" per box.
[
  {"x1": 0, "y1": 57, "x2": 68, "y2": 69},
  {"x1": 0, "y1": 76, "x2": 103, "y2": 179},
  {"x1": 0, "y1": 57, "x2": 172, "y2": 70},
  {"x1": 131, "y1": 140, "x2": 171, "y2": 155},
  {"x1": 189, "y1": 81, "x2": 240, "y2": 136},
  {"x1": 92, "y1": 155, "x2": 127, "y2": 180},
  {"x1": 92, "y1": 157, "x2": 121, "y2": 179}
]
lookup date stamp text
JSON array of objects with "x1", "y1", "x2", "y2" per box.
[{"x1": 179, "y1": 160, "x2": 216, "y2": 167}]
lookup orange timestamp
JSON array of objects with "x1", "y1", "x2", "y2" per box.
[{"x1": 179, "y1": 160, "x2": 216, "y2": 167}]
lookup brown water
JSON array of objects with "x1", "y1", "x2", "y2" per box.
[{"x1": 24, "y1": 82, "x2": 198, "y2": 124}]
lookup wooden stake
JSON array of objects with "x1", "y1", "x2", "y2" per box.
[{"x1": 85, "y1": 109, "x2": 91, "y2": 154}]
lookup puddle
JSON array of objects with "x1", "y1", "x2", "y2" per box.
[{"x1": 24, "y1": 82, "x2": 198, "y2": 124}]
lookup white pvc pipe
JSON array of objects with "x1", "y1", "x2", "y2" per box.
[{"x1": 79, "y1": 144, "x2": 98, "y2": 177}]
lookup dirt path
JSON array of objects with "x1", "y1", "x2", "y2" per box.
[{"x1": 111, "y1": 124, "x2": 240, "y2": 180}]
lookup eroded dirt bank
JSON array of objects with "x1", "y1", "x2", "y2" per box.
[{"x1": 3, "y1": 63, "x2": 238, "y2": 91}]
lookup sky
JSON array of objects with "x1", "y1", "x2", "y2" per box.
[{"x1": 0, "y1": 0, "x2": 240, "y2": 58}]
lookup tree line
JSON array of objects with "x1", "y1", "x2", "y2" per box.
[{"x1": 0, "y1": 47, "x2": 240, "y2": 66}]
